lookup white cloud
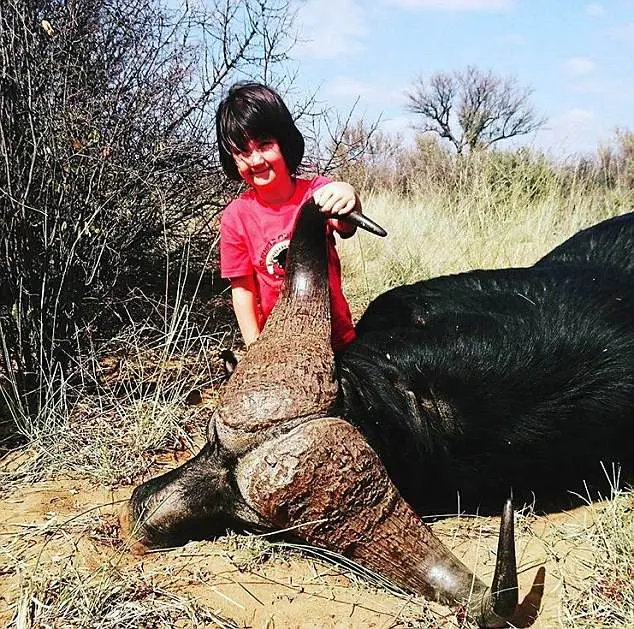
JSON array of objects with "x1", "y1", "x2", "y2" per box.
[
  {"x1": 293, "y1": 0, "x2": 367, "y2": 59},
  {"x1": 584, "y1": 3, "x2": 605, "y2": 17},
  {"x1": 563, "y1": 57, "x2": 597, "y2": 76},
  {"x1": 388, "y1": 0, "x2": 511, "y2": 10},
  {"x1": 533, "y1": 108, "x2": 604, "y2": 155}
]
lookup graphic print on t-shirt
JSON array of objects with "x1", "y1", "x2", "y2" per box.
[{"x1": 260, "y1": 235, "x2": 290, "y2": 277}]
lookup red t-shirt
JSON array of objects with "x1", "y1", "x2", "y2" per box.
[{"x1": 220, "y1": 176, "x2": 356, "y2": 352}]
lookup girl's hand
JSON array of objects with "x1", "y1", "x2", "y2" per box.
[
  {"x1": 313, "y1": 181, "x2": 357, "y2": 216},
  {"x1": 313, "y1": 181, "x2": 360, "y2": 237}
]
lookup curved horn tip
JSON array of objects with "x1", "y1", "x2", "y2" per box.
[
  {"x1": 345, "y1": 209, "x2": 388, "y2": 237},
  {"x1": 498, "y1": 498, "x2": 517, "y2": 565},
  {"x1": 470, "y1": 498, "x2": 519, "y2": 627},
  {"x1": 493, "y1": 498, "x2": 520, "y2": 618}
]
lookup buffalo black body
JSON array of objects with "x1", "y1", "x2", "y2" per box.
[{"x1": 338, "y1": 212, "x2": 634, "y2": 515}]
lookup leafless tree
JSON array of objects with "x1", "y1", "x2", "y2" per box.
[
  {"x1": 406, "y1": 66, "x2": 545, "y2": 155},
  {"x1": 320, "y1": 117, "x2": 403, "y2": 190},
  {"x1": 0, "y1": 0, "x2": 296, "y2": 421}
]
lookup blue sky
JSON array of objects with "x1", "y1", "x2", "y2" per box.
[{"x1": 290, "y1": 0, "x2": 634, "y2": 156}]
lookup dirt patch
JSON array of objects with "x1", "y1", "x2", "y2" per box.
[{"x1": 0, "y1": 449, "x2": 626, "y2": 628}]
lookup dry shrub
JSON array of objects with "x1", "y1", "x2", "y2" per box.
[{"x1": 0, "y1": 0, "x2": 295, "y2": 432}]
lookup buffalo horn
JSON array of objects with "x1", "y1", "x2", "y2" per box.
[
  {"x1": 123, "y1": 199, "x2": 520, "y2": 628},
  {"x1": 237, "y1": 418, "x2": 518, "y2": 628},
  {"x1": 230, "y1": 201, "x2": 519, "y2": 626},
  {"x1": 344, "y1": 208, "x2": 387, "y2": 237}
]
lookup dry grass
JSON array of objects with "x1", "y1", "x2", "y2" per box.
[
  {"x1": 339, "y1": 187, "x2": 629, "y2": 315},
  {"x1": 2, "y1": 468, "x2": 631, "y2": 628},
  {"x1": 1, "y1": 183, "x2": 632, "y2": 627},
  {"x1": 0, "y1": 315, "x2": 233, "y2": 492},
  {"x1": 544, "y1": 486, "x2": 634, "y2": 627},
  {"x1": 5, "y1": 514, "x2": 241, "y2": 628},
  {"x1": 13, "y1": 568, "x2": 237, "y2": 628},
  {"x1": 0, "y1": 478, "x2": 443, "y2": 628}
]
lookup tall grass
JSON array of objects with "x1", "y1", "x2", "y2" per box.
[
  {"x1": 1, "y1": 135, "x2": 632, "y2": 627},
  {"x1": 338, "y1": 148, "x2": 633, "y2": 315},
  {"x1": 0, "y1": 229, "x2": 236, "y2": 486},
  {"x1": 555, "y1": 486, "x2": 634, "y2": 627}
]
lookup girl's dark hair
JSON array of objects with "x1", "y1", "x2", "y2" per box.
[{"x1": 216, "y1": 82, "x2": 305, "y2": 181}]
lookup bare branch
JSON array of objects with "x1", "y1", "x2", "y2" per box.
[
  {"x1": 406, "y1": 66, "x2": 546, "y2": 154},
  {"x1": 0, "y1": 0, "x2": 299, "y2": 417}
]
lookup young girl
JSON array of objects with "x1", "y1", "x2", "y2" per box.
[{"x1": 216, "y1": 82, "x2": 360, "y2": 353}]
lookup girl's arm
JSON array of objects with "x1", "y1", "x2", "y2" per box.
[{"x1": 230, "y1": 275, "x2": 261, "y2": 347}]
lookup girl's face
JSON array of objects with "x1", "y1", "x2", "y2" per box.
[{"x1": 232, "y1": 138, "x2": 291, "y2": 192}]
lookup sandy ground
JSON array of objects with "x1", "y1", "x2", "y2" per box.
[{"x1": 0, "y1": 448, "x2": 613, "y2": 628}]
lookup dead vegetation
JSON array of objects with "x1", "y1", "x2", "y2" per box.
[
  {"x1": 2, "y1": 194, "x2": 633, "y2": 628},
  {"x1": 1, "y1": 3, "x2": 632, "y2": 626},
  {"x1": 1, "y1": 453, "x2": 632, "y2": 628}
]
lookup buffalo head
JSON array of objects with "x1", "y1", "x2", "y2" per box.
[{"x1": 121, "y1": 201, "x2": 522, "y2": 627}]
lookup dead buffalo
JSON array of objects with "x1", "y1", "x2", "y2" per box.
[
  {"x1": 121, "y1": 204, "x2": 633, "y2": 627},
  {"x1": 340, "y1": 211, "x2": 634, "y2": 516}
]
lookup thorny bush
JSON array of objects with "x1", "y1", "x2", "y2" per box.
[{"x1": 0, "y1": 0, "x2": 295, "y2": 425}]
